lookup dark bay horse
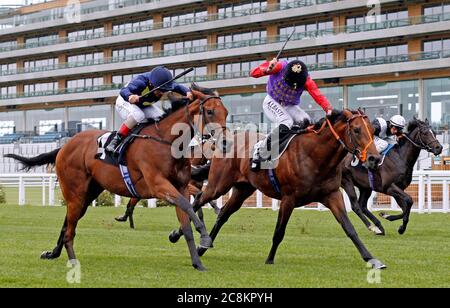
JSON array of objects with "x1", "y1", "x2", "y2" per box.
[
  {"x1": 171, "y1": 109, "x2": 387, "y2": 269},
  {"x1": 341, "y1": 118, "x2": 443, "y2": 235},
  {"x1": 5, "y1": 85, "x2": 228, "y2": 271},
  {"x1": 115, "y1": 136, "x2": 219, "y2": 229}
]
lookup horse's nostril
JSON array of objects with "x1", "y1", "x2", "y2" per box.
[{"x1": 368, "y1": 156, "x2": 375, "y2": 162}]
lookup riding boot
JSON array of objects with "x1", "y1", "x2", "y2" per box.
[
  {"x1": 106, "y1": 133, "x2": 123, "y2": 153},
  {"x1": 251, "y1": 124, "x2": 290, "y2": 171}
]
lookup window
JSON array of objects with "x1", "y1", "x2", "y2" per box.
[
  {"x1": 346, "y1": 44, "x2": 408, "y2": 60},
  {"x1": 67, "y1": 78, "x2": 103, "y2": 89},
  {"x1": 280, "y1": 20, "x2": 333, "y2": 36},
  {"x1": 217, "y1": 61, "x2": 260, "y2": 74},
  {"x1": 218, "y1": 30, "x2": 266, "y2": 45},
  {"x1": 163, "y1": 39, "x2": 207, "y2": 52},
  {"x1": 424, "y1": 3, "x2": 450, "y2": 16},
  {"x1": 112, "y1": 74, "x2": 138, "y2": 85},
  {"x1": 67, "y1": 27, "x2": 104, "y2": 41},
  {"x1": 218, "y1": 1, "x2": 267, "y2": 16},
  {"x1": 0, "y1": 63, "x2": 17, "y2": 73},
  {"x1": 68, "y1": 52, "x2": 104, "y2": 64},
  {"x1": 25, "y1": 34, "x2": 58, "y2": 46},
  {"x1": 284, "y1": 52, "x2": 333, "y2": 65},
  {"x1": 163, "y1": 10, "x2": 208, "y2": 26},
  {"x1": 424, "y1": 39, "x2": 450, "y2": 52},
  {"x1": 0, "y1": 86, "x2": 16, "y2": 98},
  {"x1": 112, "y1": 46, "x2": 153, "y2": 58},
  {"x1": 112, "y1": 18, "x2": 153, "y2": 34},
  {"x1": 24, "y1": 58, "x2": 58, "y2": 71},
  {"x1": 0, "y1": 40, "x2": 17, "y2": 50},
  {"x1": 346, "y1": 10, "x2": 408, "y2": 25},
  {"x1": 24, "y1": 82, "x2": 58, "y2": 95}
]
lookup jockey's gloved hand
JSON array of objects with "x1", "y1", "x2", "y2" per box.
[
  {"x1": 186, "y1": 92, "x2": 194, "y2": 101},
  {"x1": 326, "y1": 108, "x2": 333, "y2": 116}
]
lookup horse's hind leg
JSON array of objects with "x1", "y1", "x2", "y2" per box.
[
  {"x1": 41, "y1": 179, "x2": 103, "y2": 261},
  {"x1": 115, "y1": 198, "x2": 138, "y2": 229},
  {"x1": 341, "y1": 178, "x2": 372, "y2": 230},
  {"x1": 265, "y1": 196, "x2": 295, "y2": 264},
  {"x1": 198, "y1": 183, "x2": 256, "y2": 257},
  {"x1": 323, "y1": 190, "x2": 386, "y2": 269},
  {"x1": 358, "y1": 188, "x2": 385, "y2": 235}
]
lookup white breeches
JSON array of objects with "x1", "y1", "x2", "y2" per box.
[
  {"x1": 115, "y1": 95, "x2": 165, "y2": 123},
  {"x1": 262, "y1": 95, "x2": 311, "y2": 129}
]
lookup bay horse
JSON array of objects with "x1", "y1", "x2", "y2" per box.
[
  {"x1": 115, "y1": 136, "x2": 219, "y2": 229},
  {"x1": 170, "y1": 109, "x2": 387, "y2": 269},
  {"x1": 341, "y1": 118, "x2": 443, "y2": 236},
  {"x1": 5, "y1": 84, "x2": 228, "y2": 271}
]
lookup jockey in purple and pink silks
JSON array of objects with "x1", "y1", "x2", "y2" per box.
[{"x1": 250, "y1": 58, "x2": 333, "y2": 170}]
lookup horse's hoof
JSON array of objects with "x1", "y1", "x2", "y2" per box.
[
  {"x1": 398, "y1": 226, "x2": 406, "y2": 235},
  {"x1": 40, "y1": 251, "x2": 58, "y2": 260},
  {"x1": 368, "y1": 224, "x2": 384, "y2": 235},
  {"x1": 379, "y1": 212, "x2": 390, "y2": 219},
  {"x1": 265, "y1": 259, "x2": 274, "y2": 265},
  {"x1": 368, "y1": 259, "x2": 387, "y2": 270},
  {"x1": 115, "y1": 216, "x2": 127, "y2": 222},
  {"x1": 199, "y1": 236, "x2": 213, "y2": 249},
  {"x1": 197, "y1": 247, "x2": 208, "y2": 257},
  {"x1": 169, "y1": 230, "x2": 181, "y2": 243},
  {"x1": 193, "y1": 263, "x2": 207, "y2": 272}
]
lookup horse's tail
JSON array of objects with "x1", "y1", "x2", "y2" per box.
[
  {"x1": 4, "y1": 148, "x2": 61, "y2": 171},
  {"x1": 191, "y1": 162, "x2": 211, "y2": 182}
]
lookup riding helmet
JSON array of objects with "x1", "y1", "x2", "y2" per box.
[
  {"x1": 284, "y1": 60, "x2": 309, "y2": 89},
  {"x1": 389, "y1": 115, "x2": 406, "y2": 129},
  {"x1": 149, "y1": 66, "x2": 174, "y2": 91}
]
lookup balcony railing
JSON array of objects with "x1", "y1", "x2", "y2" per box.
[
  {"x1": 2, "y1": 11, "x2": 450, "y2": 78},
  {"x1": 2, "y1": 49, "x2": 449, "y2": 101},
  {"x1": 0, "y1": 0, "x2": 339, "y2": 52}
]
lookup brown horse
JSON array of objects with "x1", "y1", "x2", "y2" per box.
[
  {"x1": 115, "y1": 136, "x2": 220, "y2": 229},
  {"x1": 5, "y1": 84, "x2": 228, "y2": 271},
  {"x1": 170, "y1": 109, "x2": 387, "y2": 269}
]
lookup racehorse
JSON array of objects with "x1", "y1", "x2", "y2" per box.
[
  {"x1": 5, "y1": 84, "x2": 228, "y2": 271},
  {"x1": 341, "y1": 118, "x2": 443, "y2": 236},
  {"x1": 170, "y1": 109, "x2": 387, "y2": 269},
  {"x1": 115, "y1": 136, "x2": 220, "y2": 229}
]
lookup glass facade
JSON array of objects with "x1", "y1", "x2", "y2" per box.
[
  {"x1": 112, "y1": 74, "x2": 139, "y2": 86},
  {"x1": 26, "y1": 108, "x2": 65, "y2": 135},
  {"x1": 112, "y1": 19, "x2": 153, "y2": 34},
  {"x1": 217, "y1": 30, "x2": 266, "y2": 45},
  {"x1": 0, "y1": 85, "x2": 16, "y2": 98},
  {"x1": 163, "y1": 10, "x2": 208, "y2": 25},
  {"x1": 217, "y1": 60, "x2": 260, "y2": 74},
  {"x1": 67, "y1": 52, "x2": 104, "y2": 64},
  {"x1": 0, "y1": 111, "x2": 24, "y2": 135},
  {"x1": 67, "y1": 27, "x2": 104, "y2": 40},
  {"x1": 348, "y1": 80, "x2": 419, "y2": 121},
  {"x1": 218, "y1": 1, "x2": 267, "y2": 15},
  {"x1": 24, "y1": 82, "x2": 58, "y2": 95},
  {"x1": 284, "y1": 52, "x2": 333, "y2": 65},
  {"x1": 67, "y1": 78, "x2": 104, "y2": 89},
  {"x1": 68, "y1": 105, "x2": 112, "y2": 134},
  {"x1": 24, "y1": 58, "x2": 58, "y2": 70},
  {"x1": 424, "y1": 3, "x2": 450, "y2": 16},
  {"x1": 0, "y1": 62, "x2": 16, "y2": 73},
  {"x1": 163, "y1": 39, "x2": 207, "y2": 52},
  {"x1": 25, "y1": 34, "x2": 58, "y2": 46},
  {"x1": 424, "y1": 78, "x2": 450, "y2": 130},
  {"x1": 424, "y1": 39, "x2": 450, "y2": 52}
]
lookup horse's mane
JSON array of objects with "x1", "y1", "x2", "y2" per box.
[
  {"x1": 312, "y1": 109, "x2": 358, "y2": 131},
  {"x1": 190, "y1": 83, "x2": 219, "y2": 96}
]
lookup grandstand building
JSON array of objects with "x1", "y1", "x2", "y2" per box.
[{"x1": 0, "y1": 0, "x2": 449, "y2": 172}]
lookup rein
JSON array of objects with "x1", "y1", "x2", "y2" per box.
[
  {"x1": 401, "y1": 126, "x2": 439, "y2": 152},
  {"x1": 309, "y1": 111, "x2": 374, "y2": 162}
]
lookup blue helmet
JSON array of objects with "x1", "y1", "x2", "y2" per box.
[{"x1": 149, "y1": 66, "x2": 174, "y2": 91}]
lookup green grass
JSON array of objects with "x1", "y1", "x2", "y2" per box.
[{"x1": 0, "y1": 205, "x2": 449, "y2": 288}]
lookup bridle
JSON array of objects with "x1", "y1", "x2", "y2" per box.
[
  {"x1": 313, "y1": 110, "x2": 374, "y2": 162},
  {"x1": 402, "y1": 124, "x2": 440, "y2": 152}
]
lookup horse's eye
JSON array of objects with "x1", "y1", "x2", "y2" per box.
[{"x1": 206, "y1": 109, "x2": 214, "y2": 116}]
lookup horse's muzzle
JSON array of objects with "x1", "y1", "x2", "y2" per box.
[
  {"x1": 433, "y1": 144, "x2": 443, "y2": 156},
  {"x1": 366, "y1": 154, "x2": 381, "y2": 171}
]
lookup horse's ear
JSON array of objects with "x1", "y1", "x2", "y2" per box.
[
  {"x1": 413, "y1": 115, "x2": 417, "y2": 121},
  {"x1": 425, "y1": 118, "x2": 429, "y2": 125}
]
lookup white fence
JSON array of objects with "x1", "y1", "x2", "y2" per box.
[{"x1": 0, "y1": 171, "x2": 449, "y2": 213}]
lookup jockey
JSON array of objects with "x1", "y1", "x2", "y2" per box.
[
  {"x1": 106, "y1": 66, "x2": 193, "y2": 152},
  {"x1": 372, "y1": 114, "x2": 406, "y2": 153},
  {"x1": 249, "y1": 57, "x2": 333, "y2": 170}
]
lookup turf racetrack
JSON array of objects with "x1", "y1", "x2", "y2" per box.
[{"x1": 0, "y1": 205, "x2": 449, "y2": 288}]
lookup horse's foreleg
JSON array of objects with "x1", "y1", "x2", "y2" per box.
[
  {"x1": 323, "y1": 190, "x2": 386, "y2": 269},
  {"x1": 358, "y1": 188, "x2": 385, "y2": 235},
  {"x1": 265, "y1": 196, "x2": 295, "y2": 265},
  {"x1": 198, "y1": 184, "x2": 255, "y2": 257},
  {"x1": 341, "y1": 178, "x2": 372, "y2": 230}
]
